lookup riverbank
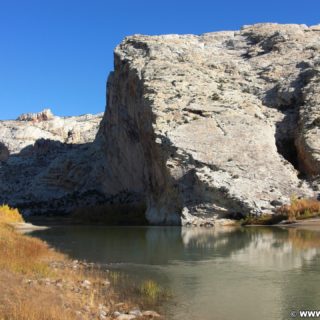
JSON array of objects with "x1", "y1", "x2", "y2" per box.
[
  {"x1": 241, "y1": 197, "x2": 320, "y2": 226},
  {"x1": 0, "y1": 206, "x2": 163, "y2": 320}
]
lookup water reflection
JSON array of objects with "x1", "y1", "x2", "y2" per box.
[{"x1": 31, "y1": 226, "x2": 320, "y2": 320}]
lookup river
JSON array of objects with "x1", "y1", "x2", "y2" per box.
[{"x1": 30, "y1": 225, "x2": 320, "y2": 320}]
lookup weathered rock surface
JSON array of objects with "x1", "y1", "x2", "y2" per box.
[
  {"x1": 1, "y1": 24, "x2": 320, "y2": 224},
  {"x1": 17, "y1": 108, "x2": 54, "y2": 122},
  {"x1": 100, "y1": 23, "x2": 320, "y2": 224},
  {"x1": 0, "y1": 110, "x2": 107, "y2": 215},
  {"x1": 1, "y1": 110, "x2": 103, "y2": 153}
]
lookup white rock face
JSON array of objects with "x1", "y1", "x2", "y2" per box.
[
  {"x1": 17, "y1": 108, "x2": 54, "y2": 122},
  {"x1": 0, "y1": 111, "x2": 106, "y2": 215},
  {"x1": 1, "y1": 110, "x2": 103, "y2": 153},
  {"x1": 1, "y1": 24, "x2": 320, "y2": 224},
  {"x1": 101, "y1": 23, "x2": 320, "y2": 224}
]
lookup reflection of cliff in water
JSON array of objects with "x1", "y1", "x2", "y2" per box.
[
  {"x1": 165, "y1": 227, "x2": 320, "y2": 320},
  {"x1": 229, "y1": 227, "x2": 320, "y2": 270},
  {"x1": 31, "y1": 226, "x2": 320, "y2": 268},
  {"x1": 31, "y1": 226, "x2": 320, "y2": 320}
]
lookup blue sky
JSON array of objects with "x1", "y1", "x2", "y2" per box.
[{"x1": 0, "y1": 0, "x2": 320, "y2": 120}]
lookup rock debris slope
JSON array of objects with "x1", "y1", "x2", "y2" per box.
[{"x1": 101, "y1": 23, "x2": 320, "y2": 224}]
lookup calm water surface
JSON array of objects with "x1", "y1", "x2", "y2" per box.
[{"x1": 31, "y1": 226, "x2": 320, "y2": 320}]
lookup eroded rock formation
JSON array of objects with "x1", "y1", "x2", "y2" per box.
[
  {"x1": 100, "y1": 23, "x2": 320, "y2": 224},
  {"x1": 1, "y1": 24, "x2": 320, "y2": 224},
  {"x1": 0, "y1": 110, "x2": 106, "y2": 215},
  {"x1": 17, "y1": 108, "x2": 54, "y2": 122}
]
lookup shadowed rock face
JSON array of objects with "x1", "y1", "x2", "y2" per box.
[
  {"x1": 1, "y1": 24, "x2": 320, "y2": 224},
  {"x1": 0, "y1": 142, "x2": 9, "y2": 162},
  {"x1": 100, "y1": 23, "x2": 320, "y2": 224},
  {"x1": 0, "y1": 111, "x2": 107, "y2": 215}
]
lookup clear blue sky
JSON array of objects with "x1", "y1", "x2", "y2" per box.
[{"x1": 1, "y1": 0, "x2": 319, "y2": 120}]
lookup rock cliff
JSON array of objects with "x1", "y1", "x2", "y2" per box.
[
  {"x1": 1, "y1": 23, "x2": 320, "y2": 224},
  {"x1": 0, "y1": 110, "x2": 107, "y2": 215},
  {"x1": 100, "y1": 23, "x2": 320, "y2": 224}
]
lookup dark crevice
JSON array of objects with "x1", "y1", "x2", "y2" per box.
[
  {"x1": 276, "y1": 136, "x2": 300, "y2": 170},
  {"x1": 274, "y1": 106, "x2": 306, "y2": 178},
  {"x1": 264, "y1": 65, "x2": 317, "y2": 179},
  {"x1": 182, "y1": 108, "x2": 206, "y2": 117}
]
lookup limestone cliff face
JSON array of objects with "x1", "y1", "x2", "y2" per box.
[
  {"x1": 1, "y1": 24, "x2": 320, "y2": 224},
  {"x1": 101, "y1": 23, "x2": 320, "y2": 224},
  {"x1": 0, "y1": 111, "x2": 107, "y2": 215}
]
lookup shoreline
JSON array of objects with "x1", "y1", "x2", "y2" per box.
[
  {"x1": 23, "y1": 215, "x2": 320, "y2": 229},
  {"x1": 0, "y1": 219, "x2": 164, "y2": 320},
  {"x1": 10, "y1": 222, "x2": 50, "y2": 232}
]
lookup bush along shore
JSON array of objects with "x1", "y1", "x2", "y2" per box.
[
  {"x1": 241, "y1": 197, "x2": 320, "y2": 226},
  {"x1": 0, "y1": 205, "x2": 165, "y2": 320}
]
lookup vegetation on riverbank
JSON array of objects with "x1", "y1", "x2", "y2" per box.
[
  {"x1": 242, "y1": 197, "x2": 320, "y2": 226},
  {"x1": 0, "y1": 205, "x2": 164, "y2": 320}
]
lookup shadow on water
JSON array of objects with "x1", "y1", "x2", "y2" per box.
[{"x1": 31, "y1": 226, "x2": 320, "y2": 320}]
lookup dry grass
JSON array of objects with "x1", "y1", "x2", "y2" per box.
[
  {"x1": 242, "y1": 197, "x2": 320, "y2": 225},
  {"x1": 0, "y1": 205, "x2": 164, "y2": 320},
  {"x1": 0, "y1": 271, "x2": 77, "y2": 320},
  {"x1": 277, "y1": 196, "x2": 320, "y2": 221},
  {"x1": 241, "y1": 213, "x2": 286, "y2": 226},
  {"x1": 0, "y1": 225, "x2": 55, "y2": 276},
  {"x1": 0, "y1": 206, "x2": 75, "y2": 319},
  {"x1": 140, "y1": 280, "x2": 164, "y2": 302},
  {"x1": 0, "y1": 204, "x2": 24, "y2": 224},
  {"x1": 0, "y1": 206, "x2": 57, "y2": 276}
]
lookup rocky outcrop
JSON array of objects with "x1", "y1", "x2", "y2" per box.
[
  {"x1": 0, "y1": 111, "x2": 106, "y2": 215},
  {"x1": 1, "y1": 24, "x2": 320, "y2": 224},
  {"x1": 1, "y1": 110, "x2": 103, "y2": 153},
  {"x1": 100, "y1": 23, "x2": 320, "y2": 224},
  {"x1": 17, "y1": 108, "x2": 54, "y2": 122}
]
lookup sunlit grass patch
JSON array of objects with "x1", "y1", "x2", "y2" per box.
[
  {"x1": 140, "y1": 280, "x2": 163, "y2": 301},
  {"x1": 0, "y1": 204, "x2": 24, "y2": 224},
  {"x1": 242, "y1": 196, "x2": 320, "y2": 225},
  {"x1": 241, "y1": 213, "x2": 286, "y2": 226},
  {"x1": 0, "y1": 222, "x2": 54, "y2": 276},
  {"x1": 0, "y1": 205, "x2": 164, "y2": 319},
  {"x1": 277, "y1": 196, "x2": 320, "y2": 221}
]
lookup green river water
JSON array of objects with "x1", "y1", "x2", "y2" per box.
[{"x1": 31, "y1": 225, "x2": 320, "y2": 320}]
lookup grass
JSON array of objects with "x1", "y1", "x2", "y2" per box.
[
  {"x1": 241, "y1": 213, "x2": 287, "y2": 226},
  {"x1": 277, "y1": 196, "x2": 320, "y2": 221},
  {"x1": 108, "y1": 270, "x2": 170, "y2": 308},
  {"x1": 0, "y1": 205, "x2": 54, "y2": 276},
  {"x1": 0, "y1": 206, "x2": 75, "y2": 319},
  {"x1": 140, "y1": 280, "x2": 164, "y2": 302},
  {"x1": 0, "y1": 204, "x2": 24, "y2": 224},
  {"x1": 0, "y1": 205, "x2": 164, "y2": 319},
  {"x1": 242, "y1": 196, "x2": 320, "y2": 226}
]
